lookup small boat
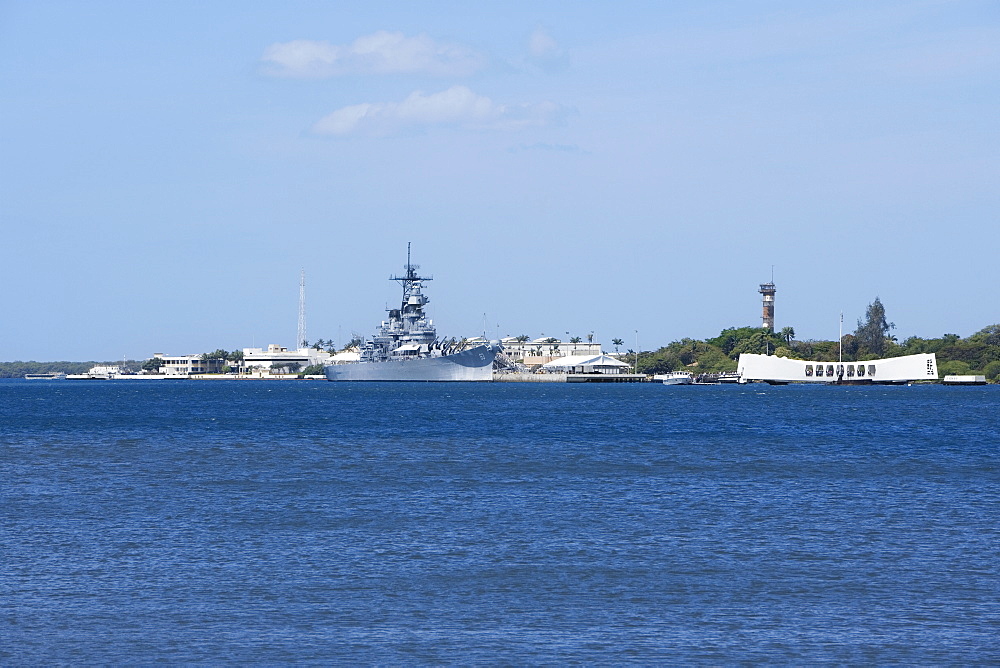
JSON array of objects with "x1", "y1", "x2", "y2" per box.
[{"x1": 653, "y1": 371, "x2": 693, "y2": 385}]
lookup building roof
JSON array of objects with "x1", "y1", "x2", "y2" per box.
[{"x1": 541, "y1": 354, "x2": 630, "y2": 369}]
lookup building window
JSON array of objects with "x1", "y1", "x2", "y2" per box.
[
  {"x1": 868, "y1": 365, "x2": 876, "y2": 376},
  {"x1": 805, "y1": 365, "x2": 813, "y2": 377}
]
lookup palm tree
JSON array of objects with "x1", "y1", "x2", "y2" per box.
[
  {"x1": 612, "y1": 338, "x2": 624, "y2": 353},
  {"x1": 569, "y1": 336, "x2": 582, "y2": 343},
  {"x1": 780, "y1": 326, "x2": 795, "y2": 345}
]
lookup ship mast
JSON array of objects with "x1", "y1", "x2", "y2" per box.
[{"x1": 390, "y1": 242, "x2": 432, "y2": 294}]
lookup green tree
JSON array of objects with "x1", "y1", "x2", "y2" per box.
[
  {"x1": 142, "y1": 357, "x2": 165, "y2": 372},
  {"x1": 708, "y1": 326, "x2": 779, "y2": 357},
  {"x1": 639, "y1": 348, "x2": 683, "y2": 374},
  {"x1": 569, "y1": 336, "x2": 582, "y2": 343},
  {"x1": 854, "y1": 297, "x2": 895, "y2": 358},
  {"x1": 780, "y1": 326, "x2": 795, "y2": 345},
  {"x1": 271, "y1": 362, "x2": 301, "y2": 374},
  {"x1": 969, "y1": 324, "x2": 1000, "y2": 347},
  {"x1": 938, "y1": 360, "x2": 972, "y2": 377},
  {"x1": 900, "y1": 336, "x2": 928, "y2": 354},
  {"x1": 612, "y1": 338, "x2": 624, "y2": 353},
  {"x1": 515, "y1": 334, "x2": 530, "y2": 343},
  {"x1": 840, "y1": 333, "x2": 858, "y2": 360},
  {"x1": 729, "y1": 332, "x2": 774, "y2": 357},
  {"x1": 695, "y1": 347, "x2": 736, "y2": 373},
  {"x1": 708, "y1": 327, "x2": 782, "y2": 358}
]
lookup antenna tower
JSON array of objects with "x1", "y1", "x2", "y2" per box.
[{"x1": 298, "y1": 269, "x2": 306, "y2": 350}]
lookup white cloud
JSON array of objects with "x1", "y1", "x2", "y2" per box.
[
  {"x1": 312, "y1": 86, "x2": 565, "y2": 136},
  {"x1": 529, "y1": 28, "x2": 559, "y2": 59},
  {"x1": 261, "y1": 31, "x2": 484, "y2": 78},
  {"x1": 525, "y1": 27, "x2": 568, "y2": 72}
]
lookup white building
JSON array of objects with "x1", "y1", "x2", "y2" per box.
[
  {"x1": 737, "y1": 353, "x2": 938, "y2": 384},
  {"x1": 154, "y1": 353, "x2": 226, "y2": 376},
  {"x1": 540, "y1": 354, "x2": 632, "y2": 374},
  {"x1": 242, "y1": 344, "x2": 334, "y2": 372},
  {"x1": 500, "y1": 336, "x2": 603, "y2": 366}
]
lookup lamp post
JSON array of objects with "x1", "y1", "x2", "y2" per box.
[{"x1": 839, "y1": 312, "x2": 843, "y2": 363}]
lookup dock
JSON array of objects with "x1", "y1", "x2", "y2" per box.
[{"x1": 494, "y1": 372, "x2": 647, "y2": 383}]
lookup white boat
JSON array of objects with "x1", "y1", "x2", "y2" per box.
[
  {"x1": 24, "y1": 372, "x2": 66, "y2": 380},
  {"x1": 653, "y1": 371, "x2": 693, "y2": 385},
  {"x1": 325, "y1": 246, "x2": 499, "y2": 382}
]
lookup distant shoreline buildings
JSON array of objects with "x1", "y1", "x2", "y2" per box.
[{"x1": 141, "y1": 334, "x2": 611, "y2": 378}]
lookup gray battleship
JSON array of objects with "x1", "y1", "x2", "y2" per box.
[{"x1": 324, "y1": 247, "x2": 500, "y2": 381}]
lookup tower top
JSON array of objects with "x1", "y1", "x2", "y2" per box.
[{"x1": 759, "y1": 280, "x2": 776, "y2": 330}]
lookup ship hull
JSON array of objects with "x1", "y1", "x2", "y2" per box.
[{"x1": 324, "y1": 343, "x2": 498, "y2": 382}]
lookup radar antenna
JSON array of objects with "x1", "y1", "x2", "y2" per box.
[{"x1": 391, "y1": 242, "x2": 432, "y2": 291}]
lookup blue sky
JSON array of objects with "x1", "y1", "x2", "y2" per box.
[{"x1": 2, "y1": 1, "x2": 998, "y2": 361}]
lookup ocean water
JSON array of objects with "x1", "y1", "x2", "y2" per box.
[{"x1": 2, "y1": 379, "x2": 998, "y2": 664}]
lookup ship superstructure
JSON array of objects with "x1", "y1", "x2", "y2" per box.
[
  {"x1": 357, "y1": 250, "x2": 438, "y2": 363},
  {"x1": 325, "y1": 246, "x2": 499, "y2": 381}
]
